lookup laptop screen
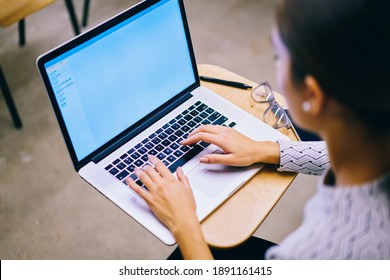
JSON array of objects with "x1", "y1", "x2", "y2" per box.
[{"x1": 43, "y1": 0, "x2": 196, "y2": 162}]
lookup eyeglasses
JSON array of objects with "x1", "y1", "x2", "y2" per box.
[{"x1": 251, "y1": 81, "x2": 291, "y2": 129}]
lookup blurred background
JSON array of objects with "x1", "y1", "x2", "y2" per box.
[{"x1": 0, "y1": 0, "x2": 318, "y2": 259}]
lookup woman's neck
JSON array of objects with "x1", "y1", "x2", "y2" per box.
[{"x1": 322, "y1": 122, "x2": 390, "y2": 186}]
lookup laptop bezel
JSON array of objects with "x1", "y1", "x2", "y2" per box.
[{"x1": 36, "y1": 0, "x2": 200, "y2": 172}]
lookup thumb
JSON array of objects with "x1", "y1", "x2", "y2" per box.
[
  {"x1": 176, "y1": 167, "x2": 191, "y2": 187},
  {"x1": 200, "y1": 153, "x2": 235, "y2": 165}
]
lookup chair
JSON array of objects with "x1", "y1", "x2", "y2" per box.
[
  {"x1": 0, "y1": 65, "x2": 23, "y2": 129},
  {"x1": 82, "y1": 0, "x2": 90, "y2": 27},
  {"x1": 0, "y1": 0, "x2": 80, "y2": 47}
]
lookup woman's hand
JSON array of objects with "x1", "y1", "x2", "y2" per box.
[
  {"x1": 126, "y1": 155, "x2": 213, "y2": 259},
  {"x1": 126, "y1": 155, "x2": 197, "y2": 233},
  {"x1": 181, "y1": 125, "x2": 281, "y2": 166}
]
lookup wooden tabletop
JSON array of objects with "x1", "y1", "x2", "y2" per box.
[
  {"x1": 198, "y1": 64, "x2": 298, "y2": 248},
  {"x1": 0, "y1": 0, "x2": 55, "y2": 26}
]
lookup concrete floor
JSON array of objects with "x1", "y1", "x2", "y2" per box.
[{"x1": 0, "y1": 0, "x2": 318, "y2": 259}]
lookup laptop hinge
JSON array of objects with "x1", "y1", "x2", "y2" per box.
[{"x1": 91, "y1": 91, "x2": 194, "y2": 164}]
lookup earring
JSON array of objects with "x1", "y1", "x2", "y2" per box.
[{"x1": 302, "y1": 101, "x2": 311, "y2": 112}]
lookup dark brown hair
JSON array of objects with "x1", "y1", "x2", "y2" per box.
[{"x1": 276, "y1": 0, "x2": 390, "y2": 130}]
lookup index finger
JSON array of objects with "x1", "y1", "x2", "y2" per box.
[
  {"x1": 126, "y1": 177, "x2": 153, "y2": 202},
  {"x1": 148, "y1": 155, "x2": 174, "y2": 179}
]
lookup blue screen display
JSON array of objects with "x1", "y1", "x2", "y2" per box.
[{"x1": 44, "y1": 0, "x2": 195, "y2": 161}]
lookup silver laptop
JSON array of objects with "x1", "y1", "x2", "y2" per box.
[{"x1": 37, "y1": 0, "x2": 289, "y2": 245}]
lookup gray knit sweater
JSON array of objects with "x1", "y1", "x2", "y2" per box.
[{"x1": 265, "y1": 140, "x2": 390, "y2": 259}]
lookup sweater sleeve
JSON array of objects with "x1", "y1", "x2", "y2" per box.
[{"x1": 277, "y1": 140, "x2": 330, "y2": 176}]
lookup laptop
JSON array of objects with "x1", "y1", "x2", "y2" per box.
[{"x1": 37, "y1": 0, "x2": 289, "y2": 245}]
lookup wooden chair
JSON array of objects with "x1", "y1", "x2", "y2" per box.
[
  {"x1": 0, "y1": 65, "x2": 22, "y2": 129},
  {"x1": 0, "y1": 0, "x2": 80, "y2": 47},
  {"x1": 0, "y1": 0, "x2": 82, "y2": 128}
]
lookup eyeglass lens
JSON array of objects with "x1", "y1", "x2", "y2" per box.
[
  {"x1": 251, "y1": 82, "x2": 275, "y2": 103},
  {"x1": 263, "y1": 103, "x2": 291, "y2": 129}
]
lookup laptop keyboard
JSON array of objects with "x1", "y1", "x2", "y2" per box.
[{"x1": 104, "y1": 100, "x2": 236, "y2": 188}]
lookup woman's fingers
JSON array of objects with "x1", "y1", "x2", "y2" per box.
[
  {"x1": 200, "y1": 152, "x2": 236, "y2": 165},
  {"x1": 182, "y1": 126, "x2": 229, "y2": 147},
  {"x1": 148, "y1": 155, "x2": 174, "y2": 179},
  {"x1": 126, "y1": 176, "x2": 153, "y2": 201},
  {"x1": 176, "y1": 166, "x2": 190, "y2": 187}
]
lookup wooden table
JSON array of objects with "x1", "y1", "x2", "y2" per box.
[{"x1": 198, "y1": 64, "x2": 298, "y2": 248}]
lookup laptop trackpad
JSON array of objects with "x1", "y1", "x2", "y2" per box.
[{"x1": 187, "y1": 163, "x2": 246, "y2": 199}]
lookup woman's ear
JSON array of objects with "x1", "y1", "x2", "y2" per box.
[{"x1": 303, "y1": 75, "x2": 327, "y2": 115}]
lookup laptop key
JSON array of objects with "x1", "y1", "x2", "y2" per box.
[
  {"x1": 184, "y1": 114, "x2": 192, "y2": 121},
  {"x1": 157, "y1": 153, "x2": 166, "y2": 160},
  {"x1": 190, "y1": 110, "x2": 199, "y2": 116},
  {"x1": 144, "y1": 142, "x2": 154, "y2": 149},
  {"x1": 116, "y1": 170, "x2": 129, "y2": 181},
  {"x1": 127, "y1": 165, "x2": 135, "y2": 172},
  {"x1": 138, "y1": 147, "x2": 148, "y2": 154},
  {"x1": 116, "y1": 162, "x2": 126, "y2": 170},
  {"x1": 187, "y1": 121, "x2": 197, "y2": 127},
  {"x1": 170, "y1": 143, "x2": 180, "y2": 150},
  {"x1": 161, "y1": 139, "x2": 171, "y2": 147},
  {"x1": 105, "y1": 164, "x2": 113, "y2": 170},
  {"x1": 163, "y1": 148, "x2": 173, "y2": 155},
  {"x1": 164, "y1": 127, "x2": 174, "y2": 134},
  {"x1": 155, "y1": 144, "x2": 164, "y2": 151},
  {"x1": 180, "y1": 145, "x2": 190, "y2": 152},
  {"x1": 174, "y1": 130, "x2": 184, "y2": 137},
  {"x1": 208, "y1": 112, "x2": 221, "y2": 122},
  {"x1": 199, "y1": 112, "x2": 208, "y2": 119},
  {"x1": 199, "y1": 141, "x2": 210, "y2": 148},
  {"x1": 173, "y1": 150, "x2": 183, "y2": 157},
  {"x1": 206, "y1": 107, "x2": 214, "y2": 114},
  {"x1": 212, "y1": 116, "x2": 228, "y2": 126},
  {"x1": 130, "y1": 152, "x2": 141, "y2": 160},
  {"x1": 228, "y1": 121, "x2": 237, "y2": 127},
  {"x1": 194, "y1": 115, "x2": 203, "y2": 122},
  {"x1": 167, "y1": 155, "x2": 176, "y2": 162},
  {"x1": 171, "y1": 123, "x2": 180, "y2": 130},
  {"x1": 109, "y1": 167, "x2": 119, "y2": 175},
  {"x1": 156, "y1": 128, "x2": 163, "y2": 134},
  {"x1": 196, "y1": 103, "x2": 208, "y2": 112},
  {"x1": 168, "y1": 144, "x2": 204, "y2": 173},
  {"x1": 141, "y1": 154, "x2": 148, "y2": 161},
  {"x1": 168, "y1": 134, "x2": 178, "y2": 142},
  {"x1": 158, "y1": 132, "x2": 168, "y2": 140}
]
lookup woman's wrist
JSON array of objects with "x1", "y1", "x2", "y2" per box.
[
  {"x1": 171, "y1": 215, "x2": 213, "y2": 259},
  {"x1": 255, "y1": 141, "x2": 281, "y2": 165}
]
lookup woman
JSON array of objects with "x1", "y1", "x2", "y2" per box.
[{"x1": 126, "y1": 0, "x2": 390, "y2": 259}]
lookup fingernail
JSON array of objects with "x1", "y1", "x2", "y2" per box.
[
  {"x1": 200, "y1": 157, "x2": 209, "y2": 163},
  {"x1": 134, "y1": 167, "x2": 142, "y2": 175},
  {"x1": 148, "y1": 154, "x2": 157, "y2": 163}
]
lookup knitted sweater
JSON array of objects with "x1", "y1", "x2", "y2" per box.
[{"x1": 265, "y1": 141, "x2": 390, "y2": 259}]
